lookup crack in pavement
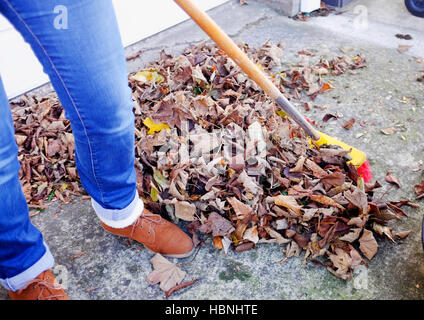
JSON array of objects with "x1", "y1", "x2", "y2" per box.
[{"x1": 127, "y1": 15, "x2": 271, "y2": 57}]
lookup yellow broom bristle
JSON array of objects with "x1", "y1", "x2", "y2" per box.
[{"x1": 311, "y1": 130, "x2": 367, "y2": 168}]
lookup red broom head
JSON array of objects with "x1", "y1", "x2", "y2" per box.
[{"x1": 357, "y1": 160, "x2": 373, "y2": 183}]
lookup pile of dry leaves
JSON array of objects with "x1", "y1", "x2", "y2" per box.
[
  {"x1": 11, "y1": 40, "x2": 414, "y2": 284},
  {"x1": 11, "y1": 94, "x2": 79, "y2": 212},
  {"x1": 129, "y1": 40, "x2": 412, "y2": 282}
]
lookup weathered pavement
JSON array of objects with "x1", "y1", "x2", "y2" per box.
[{"x1": 2, "y1": 0, "x2": 424, "y2": 300}]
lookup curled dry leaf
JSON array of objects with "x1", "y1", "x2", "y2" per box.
[
  {"x1": 339, "y1": 228, "x2": 362, "y2": 243},
  {"x1": 290, "y1": 156, "x2": 305, "y2": 173},
  {"x1": 389, "y1": 199, "x2": 420, "y2": 209},
  {"x1": 213, "y1": 236, "x2": 223, "y2": 249},
  {"x1": 309, "y1": 194, "x2": 345, "y2": 211},
  {"x1": 274, "y1": 195, "x2": 302, "y2": 215},
  {"x1": 320, "y1": 172, "x2": 346, "y2": 189},
  {"x1": 165, "y1": 279, "x2": 199, "y2": 299},
  {"x1": 385, "y1": 171, "x2": 401, "y2": 188},
  {"x1": 174, "y1": 201, "x2": 197, "y2": 221},
  {"x1": 199, "y1": 212, "x2": 235, "y2": 237},
  {"x1": 228, "y1": 196, "x2": 253, "y2": 240},
  {"x1": 293, "y1": 233, "x2": 309, "y2": 248},
  {"x1": 234, "y1": 242, "x2": 255, "y2": 252},
  {"x1": 264, "y1": 226, "x2": 290, "y2": 244},
  {"x1": 228, "y1": 196, "x2": 253, "y2": 221},
  {"x1": 15, "y1": 134, "x2": 27, "y2": 146},
  {"x1": 344, "y1": 187, "x2": 368, "y2": 214},
  {"x1": 243, "y1": 226, "x2": 259, "y2": 244},
  {"x1": 387, "y1": 202, "x2": 408, "y2": 218},
  {"x1": 304, "y1": 159, "x2": 327, "y2": 178},
  {"x1": 327, "y1": 248, "x2": 353, "y2": 280},
  {"x1": 372, "y1": 223, "x2": 395, "y2": 243},
  {"x1": 322, "y1": 113, "x2": 339, "y2": 122},
  {"x1": 380, "y1": 127, "x2": 397, "y2": 135},
  {"x1": 348, "y1": 216, "x2": 368, "y2": 228},
  {"x1": 342, "y1": 118, "x2": 355, "y2": 130},
  {"x1": 392, "y1": 230, "x2": 412, "y2": 239},
  {"x1": 164, "y1": 199, "x2": 197, "y2": 222},
  {"x1": 413, "y1": 180, "x2": 424, "y2": 200},
  {"x1": 284, "y1": 240, "x2": 301, "y2": 260},
  {"x1": 302, "y1": 209, "x2": 318, "y2": 222}
]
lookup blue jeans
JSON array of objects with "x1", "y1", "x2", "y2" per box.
[{"x1": 0, "y1": 0, "x2": 143, "y2": 291}]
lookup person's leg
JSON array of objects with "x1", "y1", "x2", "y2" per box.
[
  {"x1": 0, "y1": 1, "x2": 193, "y2": 294},
  {"x1": 0, "y1": 0, "x2": 143, "y2": 228},
  {"x1": 0, "y1": 75, "x2": 54, "y2": 291},
  {"x1": 0, "y1": 0, "x2": 141, "y2": 292}
]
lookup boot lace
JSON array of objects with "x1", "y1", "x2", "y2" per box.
[
  {"x1": 129, "y1": 210, "x2": 167, "y2": 243},
  {"x1": 17, "y1": 272, "x2": 66, "y2": 300}
]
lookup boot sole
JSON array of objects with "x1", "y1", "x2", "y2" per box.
[{"x1": 144, "y1": 246, "x2": 196, "y2": 259}]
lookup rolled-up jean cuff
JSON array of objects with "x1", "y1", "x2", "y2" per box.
[
  {"x1": 91, "y1": 192, "x2": 144, "y2": 229},
  {"x1": 0, "y1": 242, "x2": 54, "y2": 291}
]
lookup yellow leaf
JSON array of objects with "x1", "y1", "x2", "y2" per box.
[
  {"x1": 276, "y1": 110, "x2": 288, "y2": 118},
  {"x1": 132, "y1": 69, "x2": 164, "y2": 84},
  {"x1": 150, "y1": 184, "x2": 159, "y2": 202},
  {"x1": 231, "y1": 233, "x2": 241, "y2": 246},
  {"x1": 227, "y1": 168, "x2": 236, "y2": 178},
  {"x1": 143, "y1": 117, "x2": 170, "y2": 135}
]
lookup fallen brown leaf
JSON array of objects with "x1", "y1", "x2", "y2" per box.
[
  {"x1": 165, "y1": 279, "x2": 199, "y2": 298},
  {"x1": 310, "y1": 194, "x2": 345, "y2": 211},
  {"x1": 146, "y1": 254, "x2": 186, "y2": 292},
  {"x1": 359, "y1": 229, "x2": 378, "y2": 260},
  {"x1": 397, "y1": 45, "x2": 412, "y2": 53},
  {"x1": 381, "y1": 127, "x2": 397, "y2": 135},
  {"x1": 385, "y1": 171, "x2": 401, "y2": 188},
  {"x1": 342, "y1": 118, "x2": 355, "y2": 130},
  {"x1": 274, "y1": 195, "x2": 302, "y2": 215},
  {"x1": 70, "y1": 251, "x2": 86, "y2": 260},
  {"x1": 414, "y1": 180, "x2": 424, "y2": 199}
]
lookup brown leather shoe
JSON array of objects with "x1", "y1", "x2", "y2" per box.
[
  {"x1": 101, "y1": 209, "x2": 195, "y2": 258},
  {"x1": 8, "y1": 270, "x2": 69, "y2": 300}
]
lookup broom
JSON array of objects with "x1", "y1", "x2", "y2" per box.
[{"x1": 174, "y1": 0, "x2": 372, "y2": 182}]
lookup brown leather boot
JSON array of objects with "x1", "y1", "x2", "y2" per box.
[
  {"x1": 8, "y1": 270, "x2": 69, "y2": 300},
  {"x1": 101, "y1": 209, "x2": 194, "y2": 258}
]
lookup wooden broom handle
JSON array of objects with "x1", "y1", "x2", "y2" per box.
[{"x1": 174, "y1": 0, "x2": 320, "y2": 140}]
